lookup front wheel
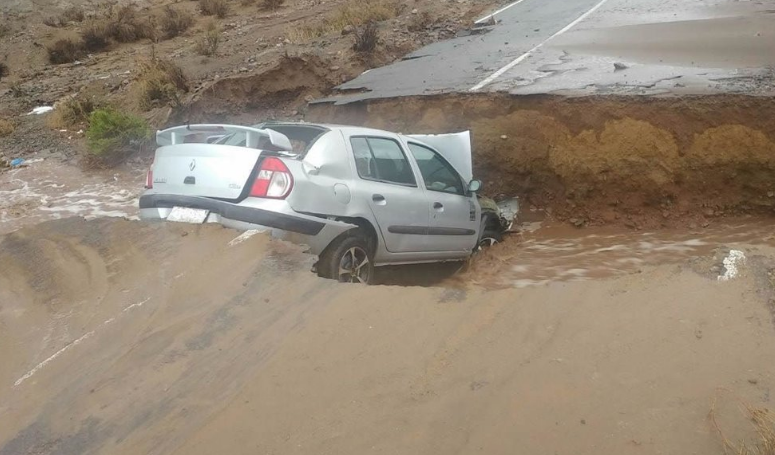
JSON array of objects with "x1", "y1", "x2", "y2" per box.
[
  {"x1": 477, "y1": 229, "x2": 503, "y2": 250},
  {"x1": 319, "y1": 233, "x2": 374, "y2": 284}
]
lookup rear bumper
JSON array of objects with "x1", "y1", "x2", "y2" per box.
[{"x1": 138, "y1": 194, "x2": 354, "y2": 255}]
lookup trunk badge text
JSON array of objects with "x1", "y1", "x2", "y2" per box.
[{"x1": 189, "y1": 159, "x2": 197, "y2": 171}]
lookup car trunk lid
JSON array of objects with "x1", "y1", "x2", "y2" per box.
[{"x1": 152, "y1": 144, "x2": 262, "y2": 200}]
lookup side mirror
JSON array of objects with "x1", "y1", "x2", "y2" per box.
[{"x1": 468, "y1": 179, "x2": 482, "y2": 193}]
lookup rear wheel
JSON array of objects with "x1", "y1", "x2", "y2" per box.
[{"x1": 319, "y1": 233, "x2": 374, "y2": 284}]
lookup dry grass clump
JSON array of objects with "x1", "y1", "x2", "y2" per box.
[
  {"x1": 108, "y1": 5, "x2": 155, "y2": 43},
  {"x1": 80, "y1": 20, "x2": 111, "y2": 52},
  {"x1": 136, "y1": 56, "x2": 189, "y2": 110},
  {"x1": 49, "y1": 96, "x2": 101, "y2": 129},
  {"x1": 262, "y1": 0, "x2": 286, "y2": 10},
  {"x1": 160, "y1": 6, "x2": 194, "y2": 39},
  {"x1": 711, "y1": 392, "x2": 775, "y2": 455},
  {"x1": 47, "y1": 38, "x2": 84, "y2": 64},
  {"x1": 352, "y1": 21, "x2": 379, "y2": 53},
  {"x1": 0, "y1": 62, "x2": 8, "y2": 81},
  {"x1": 200, "y1": 0, "x2": 230, "y2": 18},
  {"x1": 44, "y1": 6, "x2": 86, "y2": 27},
  {"x1": 0, "y1": 118, "x2": 15, "y2": 137},
  {"x1": 194, "y1": 20, "x2": 220, "y2": 56},
  {"x1": 287, "y1": 0, "x2": 398, "y2": 43}
]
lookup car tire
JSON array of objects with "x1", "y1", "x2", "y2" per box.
[
  {"x1": 478, "y1": 229, "x2": 503, "y2": 249},
  {"x1": 319, "y1": 232, "x2": 374, "y2": 284}
]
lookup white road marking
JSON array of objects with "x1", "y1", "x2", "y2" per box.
[
  {"x1": 14, "y1": 331, "x2": 95, "y2": 387},
  {"x1": 229, "y1": 229, "x2": 261, "y2": 246},
  {"x1": 474, "y1": 0, "x2": 529, "y2": 25},
  {"x1": 470, "y1": 0, "x2": 612, "y2": 91},
  {"x1": 13, "y1": 298, "x2": 151, "y2": 387}
]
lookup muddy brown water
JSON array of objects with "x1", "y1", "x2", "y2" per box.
[
  {"x1": 2, "y1": 160, "x2": 774, "y2": 291},
  {"x1": 459, "y1": 219, "x2": 775, "y2": 289},
  {"x1": 0, "y1": 160, "x2": 144, "y2": 235},
  {"x1": 2, "y1": 217, "x2": 775, "y2": 455}
]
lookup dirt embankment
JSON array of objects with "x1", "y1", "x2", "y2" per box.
[
  {"x1": 310, "y1": 94, "x2": 775, "y2": 228},
  {"x1": 2, "y1": 218, "x2": 775, "y2": 454}
]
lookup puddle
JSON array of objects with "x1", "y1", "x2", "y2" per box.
[
  {"x1": 0, "y1": 160, "x2": 144, "y2": 234},
  {"x1": 463, "y1": 220, "x2": 775, "y2": 289}
]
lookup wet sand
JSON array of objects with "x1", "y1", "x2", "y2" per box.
[{"x1": 2, "y1": 218, "x2": 775, "y2": 455}]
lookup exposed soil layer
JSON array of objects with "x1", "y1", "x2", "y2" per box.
[{"x1": 310, "y1": 94, "x2": 775, "y2": 229}]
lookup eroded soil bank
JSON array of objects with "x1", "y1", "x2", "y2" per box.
[{"x1": 310, "y1": 94, "x2": 775, "y2": 229}]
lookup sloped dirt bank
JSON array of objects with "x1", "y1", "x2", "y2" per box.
[{"x1": 309, "y1": 94, "x2": 775, "y2": 229}]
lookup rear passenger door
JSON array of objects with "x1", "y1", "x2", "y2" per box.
[
  {"x1": 348, "y1": 136, "x2": 430, "y2": 253},
  {"x1": 407, "y1": 142, "x2": 479, "y2": 252}
]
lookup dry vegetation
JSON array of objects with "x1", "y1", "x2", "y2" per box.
[
  {"x1": 353, "y1": 21, "x2": 379, "y2": 52},
  {"x1": 194, "y1": 20, "x2": 221, "y2": 56},
  {"x1": 0, "y1": 118, "x2": 14, "y2": 137},
  {"x1": 262, "y1": 0, "x2": 286, "y2": 10},
  {"x1": 711, "y1": 393, "x2": 775, "y2": 455},
  {"x1": 47, "y1": 39, "x2": 84, "y2": 64},
  {"x1": 199, "y1": 0, "x2": 230, "y2": 18},
  {"x1": 136, "y1": 55, "x2": 189, "y2": 110},
  {"x1": 44, "y1": 4, "x2": 197, "y2": 64},
  {"x1": 49, "y1": 96, "x2": 101, "y2": 129},
  {"x1": 0, "y1": 62, "x2": 8, "y2": 81},
  {"x1": 160, "y1": 6, "x2": 194, "y2": 39},
  {"x1": 287, "y1": 0, "x2": 399, "y2": 43}
]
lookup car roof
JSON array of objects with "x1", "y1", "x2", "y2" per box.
[{"x1": 253, "y1": 121, "x2": 408, "y2": 138}]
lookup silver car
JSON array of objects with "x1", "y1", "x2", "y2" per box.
[{"x1": 139, "y1": 122, "x2": 510, "y2": 283}]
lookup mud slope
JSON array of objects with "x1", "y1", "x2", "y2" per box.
[
  {"x1": 310, "y1": 94, "x2": 775, "y2": 228},
  {"x1": 2, "y1": 218, "x2": 775, "y2": 455}
]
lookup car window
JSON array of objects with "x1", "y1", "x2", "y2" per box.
[
  {"x1": 351, "y1": 137, "x2": 376, "y2": 179},
  {"x1": 407, "y1": 142, "x2": 465, "y2": 195},
  {"x1": 350, "y1": 137, "x2": 416, "y2": 186}
]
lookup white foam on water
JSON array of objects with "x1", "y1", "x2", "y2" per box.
[{"x1": 718, "y1": 250, "x2": 746, "y2": 281}]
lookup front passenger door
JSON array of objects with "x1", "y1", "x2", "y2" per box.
[{"x1": 407, "y1": 142, "x2": 479, "y2": 252}]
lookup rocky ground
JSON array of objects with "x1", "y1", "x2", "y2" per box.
[{"x1": 0, "y1": 0, "x2": 500, "y2": 165}]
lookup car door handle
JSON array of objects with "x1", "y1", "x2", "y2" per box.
[
  {"x1": 372, "y1": 194, "x2": 387, "y2": 205},
  {"x1": 433, "y1": 202, "x2": 444, "y2": 210}
]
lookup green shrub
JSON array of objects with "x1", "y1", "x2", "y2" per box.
[{"x1": 86, "y1": 108, "x2": 151, "y2": 159}]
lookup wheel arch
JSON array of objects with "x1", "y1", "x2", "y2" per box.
[{"x1": 321, "y1": 216, "x2": 380, "y2": 257}]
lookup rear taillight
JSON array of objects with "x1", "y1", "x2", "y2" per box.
[
  {"x1": 145, "y1": 163, "x2": 153, "y2": 189},
  {"x1": 250, "y1": 157, "x2": 293, "y2": 199}
]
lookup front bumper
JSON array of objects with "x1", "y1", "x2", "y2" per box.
[{"x1": 138, "y1": 194, "x2": 354, "y2": 255}]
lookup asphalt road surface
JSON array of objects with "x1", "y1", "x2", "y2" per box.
[{"x1": 323, "y1": 0, "x2": 775, "y2": 103}]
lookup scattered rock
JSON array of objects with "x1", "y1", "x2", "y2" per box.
[
  {"x1": 341, "y1": 25, "x2": 355, "y2": 35},
  {"x1": 614, "y1": 62, "x2": 628, "y2": 71},
  {"x1": 749, "y1": 378, "x2": 759, "y2": 385}
]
